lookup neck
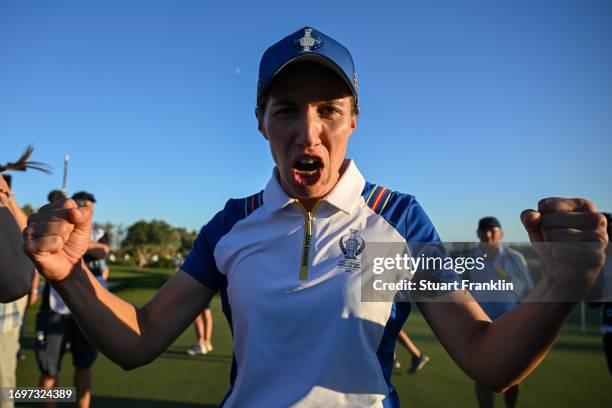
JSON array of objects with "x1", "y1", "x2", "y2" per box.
[
  {"x1": 281, "y1": 159, "x2": 351, "y2": 213},
  {"x1": 298, "y1": 198, "x2": 319, "y2": 212}
]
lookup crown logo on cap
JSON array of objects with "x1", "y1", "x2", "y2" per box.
[{"x1": 293, "y1": 28, "x2": 322, "y2": 52}]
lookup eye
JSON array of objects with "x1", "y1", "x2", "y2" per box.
[
  {"x1": 318, "y1": 105, "x2": 343, "y2": 117},
  {"x1": 272, "y1": 106, "x2": 297, "y2": 116}
]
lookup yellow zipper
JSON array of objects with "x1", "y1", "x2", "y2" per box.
[{"x1": 295, "y1": 201, "x2": 321, "y2": 280}]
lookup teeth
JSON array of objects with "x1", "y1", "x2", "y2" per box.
[
  {"x1": 295, "y1": 169, "x2": 318, "y2": 176},
  {"x1": 298, "y1": 158, "x2": 315, "y2": 164}
]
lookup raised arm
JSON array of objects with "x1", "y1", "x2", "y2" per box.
[
  {"x1": 0, "y1": 175, "x2": 28, "y2": 231},
  {"x1": 419, "y1": 197, "x2": 608, "y2": 391},
  {"x1": 23, "y1": 199, "x2": 215, "y2": 369}
]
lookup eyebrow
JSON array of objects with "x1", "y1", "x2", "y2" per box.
[{"x1": 269, "y1": 98, "x2": 347, "y2": 106}]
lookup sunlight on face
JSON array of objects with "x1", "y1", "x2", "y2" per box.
[{"x1": 257, "y1": 62, "x2": 357, "y2": 208}]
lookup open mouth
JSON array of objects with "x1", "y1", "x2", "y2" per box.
[{"x1": 292, "y1": 156, "x2": 323, "y2": 186}]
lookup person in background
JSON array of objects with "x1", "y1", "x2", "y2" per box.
[
  {"x1": 588, "y1": 212, "x2": 612, "y2": 375},
  {"x1": 468, "y1": 216, "x2": 533, "y2": 408},
  {"x1": 187, "y1": 308, "x2": 214, "y2": 356},
  {"x1": 14, "y1": 190, "x2": 65, "y2": 361},
  {"x1": 0, "y1": 174, "x2": 35, "y2": 303},
  {"x1": 600, "y1": 213, "x2": 612, "y2": 375},
  {"x1": 174, "y1": 253, "x2": 215, "y2": 356},
  {"x1": 394, "y1": 329, "x2": 430, "y2": 373},
  {"x1": 0, "y1": 174, "x2": 36, "y2": 408},
  {"x1": 34, "y1": 191, "x2": 109, "y2": 408}
]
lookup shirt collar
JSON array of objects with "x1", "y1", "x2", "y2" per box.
[
  {"x1": 262, "y1": 168, "x2": 295, "y2": 212},
  {"x1": 263, "y1": 159, "x2": 366, "y2": 215}
]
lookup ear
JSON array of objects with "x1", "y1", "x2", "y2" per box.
[
  {"x1": 255, "y1": 108, "x2": 268, "y2": 140},
  {"x1": 350, "y1": 112, "x2": 357, "y2": 130}
]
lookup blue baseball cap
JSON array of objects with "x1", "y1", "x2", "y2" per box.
[{"x1": 257, "y1": 26, "x2": 358, "y2": 107}]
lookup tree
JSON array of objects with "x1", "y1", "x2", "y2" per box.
[
  {"x1": 175, "y1": 227, "x2": 197, "y2": 255},
  {"x1": 121, "y1": 220, "x2": 182, "y2": 267},
  {"x1": 22, "y1": 204, "x2": 35, "y2": 217},
  {"x1": 122, "y1": 220, "x2": 180, "y2": 248}
]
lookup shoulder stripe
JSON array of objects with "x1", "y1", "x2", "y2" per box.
[
  {"x1": 364, "y1": 184, "x2": 378, "y2": 206},
  {"x1": 244, "y1": 190, "x2": 264, "y2": 217},
  {"x1": 378, "y1": 190, "x2": 393, "y2": 213},
  {"x1": 370, "y1": 187, "x2": 388, "y2": 212},
  {"x1": 365, "y1": 184, "x2": 395, "y2": 215}
]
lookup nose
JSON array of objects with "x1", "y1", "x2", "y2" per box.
[{"x1": 296, "y1": 106, "x2": 322, "y2": 147}]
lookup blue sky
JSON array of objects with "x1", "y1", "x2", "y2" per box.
[{"x1": 1, "y1": 0, "x2": 610, "y2": 241}]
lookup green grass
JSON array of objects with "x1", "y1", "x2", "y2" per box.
[{"x1": 15, "y1": 266, "x2": 612, "y2": 407}]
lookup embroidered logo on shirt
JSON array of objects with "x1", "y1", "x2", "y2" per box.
[{"x1": 338, "y1": 229, "x2": 365, "y2": 272}]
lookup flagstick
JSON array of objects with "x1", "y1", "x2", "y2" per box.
[{"x1": 62, "y1": 154, "x2": 69, "y2": 195}]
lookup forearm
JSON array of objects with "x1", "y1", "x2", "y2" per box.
[
  {"x1": 420, "y1": 286, "x2": 576, "y2": 392},
  {"x1": 51, "y1": 264, "x2": 210, "y2": 370},
  {"x1": 32, "y1": 271, "x2": 40, "y2": 292},
  {"x1": 467, "y1": 285, "x2": 574, "y2": 390},
  {"x1": 52, "y1": 260, "x2": 150, "y2": 369}
]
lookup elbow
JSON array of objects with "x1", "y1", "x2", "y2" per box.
[
  {"x1": 119, "y1": 360, "x2": 144, "y2": 371},
  {"x1": 118, "y1": 354, "x2": 155, "y2": 371},
  {"x1": 116, "y1": 338, "x2": 158, "y2": 371}
]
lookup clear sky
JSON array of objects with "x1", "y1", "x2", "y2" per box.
[{"x1": 1, "y1": 0, "x2": 610, "y2": 242}]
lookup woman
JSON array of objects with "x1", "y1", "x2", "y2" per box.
[{"x1": 23, "y1": 26, "x2": 608, "y2": 407}]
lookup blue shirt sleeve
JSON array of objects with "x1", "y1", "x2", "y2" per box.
[
  {"x1": 180, "y1": 198, "x2": 249, "y2": 292},
  {"x1": 181, "y1": 210, "x2": 225, "y2": 292},
  {"x1": 379, "y1": 194, "x2": 458, "y2": 286}
]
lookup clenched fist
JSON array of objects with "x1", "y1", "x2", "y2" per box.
[
  {"x1": 23, "y1": 199, "x2": 92, "y2": 282},
  {"x1": 521, "y1": 197, "x2": 609, "y2": 299}
]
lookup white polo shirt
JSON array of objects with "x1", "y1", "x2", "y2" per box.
[{"x1": 182, "y1": 160, "x2": 444, "y2": 407}]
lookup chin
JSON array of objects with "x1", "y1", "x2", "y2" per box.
[{"x1": 294, "y1": 185, "x2": 323, "y2": 199}]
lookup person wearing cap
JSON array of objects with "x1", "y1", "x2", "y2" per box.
[
  {"x1": 47, "y1": 189, "x2": 66, "y2": 204},
  {"x1": 466, "y1": 217, "x2": 534, "y2": 408},
  {"x1": 34, "y1": 191, "x2": 109, "y2": 408},
  {"x1": 22, "y1": 27, "x2": 608, "y2": 407}
]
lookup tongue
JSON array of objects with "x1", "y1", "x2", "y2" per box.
[{"x1": 293, "y1": 169, "x2": 321, "y2": 186}]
